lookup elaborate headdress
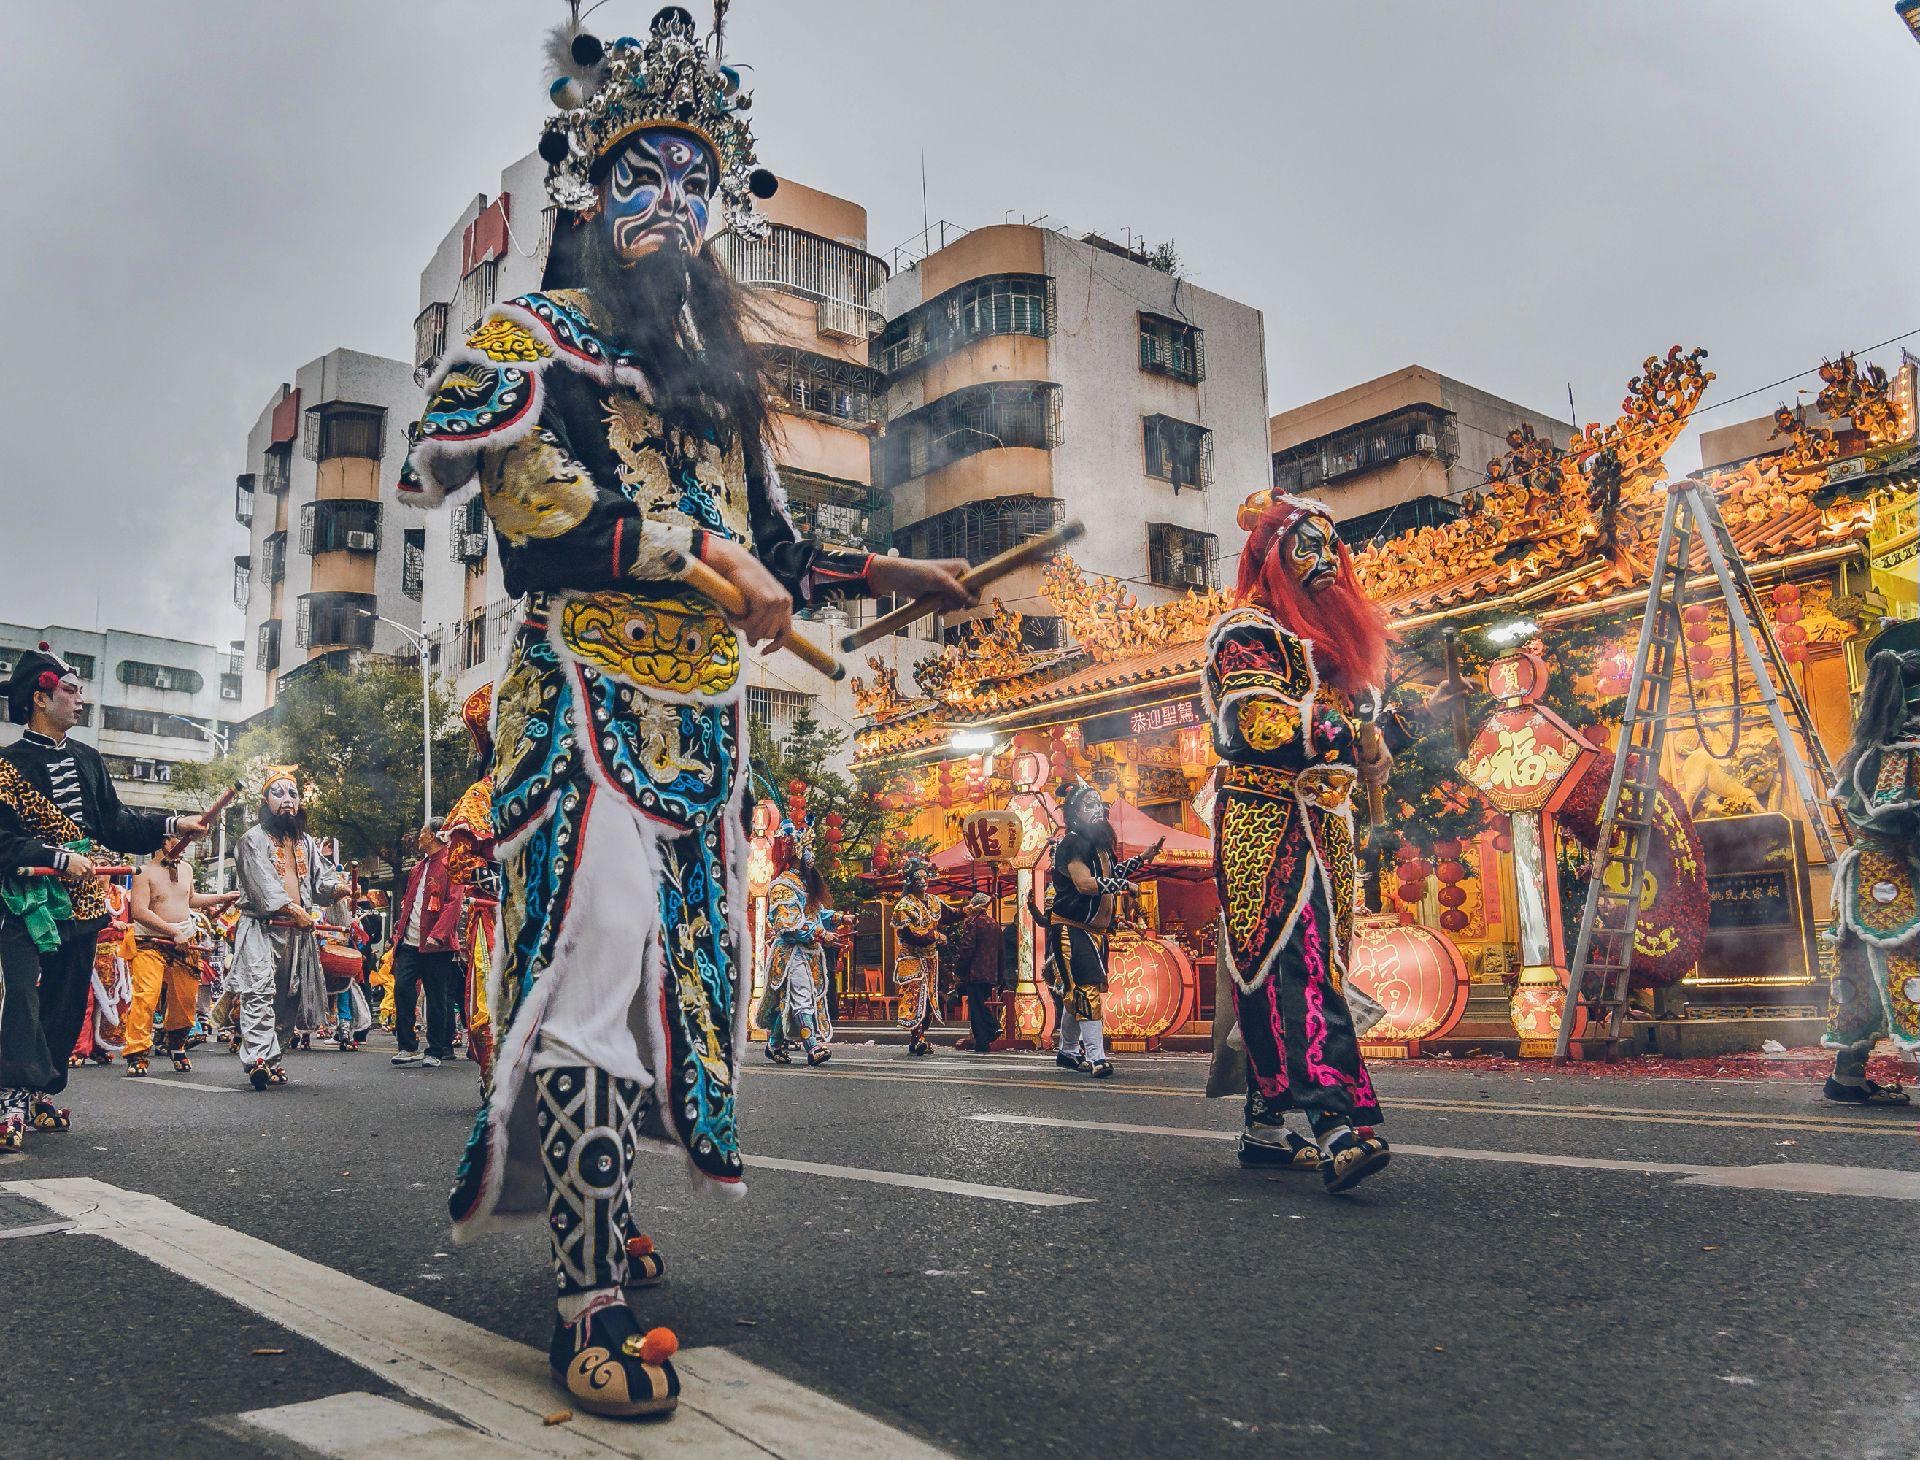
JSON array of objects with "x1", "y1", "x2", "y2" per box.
[
  {"x1": 4, "y1": 642, "x2": 76, "y2": 725},
  {"x1": 537, "y1": 5, "x2": 778, "y2": 231},
  {"x1": 461, "y1": 683, "x2": 494, "y2": 763},
  {"x1": 1235, "y1": 486, "x2": 1391, "y2": 696},
  {"x1": 901, "y1": 852, "x2": 932, "y2": 887},
  {"x1": 258, "y1": 764, "x2": 302, "y2": 794}
]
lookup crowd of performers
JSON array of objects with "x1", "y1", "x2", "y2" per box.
[{"x1": 1, "y1": 4, "x2": 1911, "y2": 1434}]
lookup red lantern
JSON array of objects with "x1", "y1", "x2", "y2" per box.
[
  {"x1": 1778, "y1": 623, "x2": 1807, "y2": 646},
  {"x1": 1682, "y1": 603, "x2": 1710, "y2": 625},
  {"x1": 1771, "y1": 583, "x2": 1799, "y2": 606},
  {"x1": 1404, "y1": 858, "x2": 1431, "y2": 882},
  {"x1": 1438, "y1": 909, "x2": 1470, "y2": 933},
  {"x1": 1434, "y1": 837, "x2": 1462, "y2": 860},
  {"x1": 1436, "y1": 860, "x2": 1466, "y2": 885},
  {"x1": 1347, "y1": 916, "x2": 1470, "y2": 1043},
  {"x1": 1395, "y1": 843, "x2": 1420, "y2": 865},
  {"x1": 1493, "y1": 831, "x2": 1513, "y2": 854},
  {"x1": 1688, "y1": 650, "x2": 1714, "y2": 676},
  {"x1": 1397, "y1": 878, "x2": 1426, "y2": 905},
  {"x1": 1436, "y1": 885, "x2": 1467, "y2": 909},
  {"x1": 1774, "y1": 602, "x2": 1801, "y2": 625},
  {"x1": 871, "y1": 844, "x2": 892, "y2": 872}
]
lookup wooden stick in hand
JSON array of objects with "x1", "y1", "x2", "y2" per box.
[
  {"x1": 669, "y1": 551, "x2": 846, "y2": 682},
  {"x1": 840, "y1": 520, "x2": 1087, "y2": 652}
]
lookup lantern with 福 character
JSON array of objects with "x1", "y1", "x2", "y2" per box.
[{"x1": 1346, "y1": 914, "x2": 1471, "y2": 1057}]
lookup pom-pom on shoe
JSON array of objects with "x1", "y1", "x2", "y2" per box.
[
  {"x1": 1236, "y1": 1130, "x2": 1321, "y2": 1170},
  {"x1": 171, "y1": 1052, "x2": 192, "y2": 1073},
  {"x1": 624, "y1": 1234, "x2": 667, "y2": 1290},
  {"x1": 1320, "y1": 1131, "x2": 1391, "y2": 1194},
  {"x1": 549, "y1": 1305, "x2": 680, "y2": 1419},
  {"x1": 29, "y1": 1098, "x2": 69, "y2": 1132},
  {"x1": 125, "y1": 1055, "x2": 149, "y2": 1078},
  {"x1": 246, "y1": 1060, "x2": 272, "y2": 1091},
  {"x1": 0, "y1": 1111, "x2": 22, "y2": 1153}
]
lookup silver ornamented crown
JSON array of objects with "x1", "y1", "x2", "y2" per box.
[{"x1": 539, "y1": 5, "x2": 777, "y2": 235}]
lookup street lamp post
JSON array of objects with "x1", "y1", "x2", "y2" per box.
[{"x1": 350, "y1": 608, "x2": 434, "y2": 828}]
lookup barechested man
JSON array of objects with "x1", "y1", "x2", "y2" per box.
[{"x1": 124, "y1": 848, "x2": 239, "y2": 1075}]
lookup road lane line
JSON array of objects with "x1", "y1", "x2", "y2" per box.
[
  {"x1": 224, "y1": 1391, "x2": 525, "y2": 1458},
  {"x1": 970, "y1": 1113, "x2": 1920, "y2": 1200},
  {"x1": 120, "y1": 1077, "x2": 246, "y2": 1095},
  {"x1": 765, "y1": 1068, "x2": 1912, "y2": 1135},
  {"x1": 751, "y1": 1155, "x2": 1089, "y2": 1207},
  {"x1": 1, "y1": 1176, "x2": 956, "y2": 1459}
]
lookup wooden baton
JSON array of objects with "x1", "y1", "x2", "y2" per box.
[
  {"x1": 839, "y1": 519, "x2": 1087, "y2": 653},
  {"x1": 670, "y1": 551, "x2": 846, "y2": 682}
]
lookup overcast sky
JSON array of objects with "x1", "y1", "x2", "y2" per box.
[{"x1": 2, "y1": 1, "x2": 1916, "y2": 647}]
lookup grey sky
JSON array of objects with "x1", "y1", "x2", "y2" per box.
[{"x1": 2, "y1": 1, "x2": 1916, "y2": 647}]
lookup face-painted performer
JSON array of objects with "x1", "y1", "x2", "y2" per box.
[
  {"x1": 0, "y1": 646, "x2": 205, "y2": 1147},
  {"x1": 1202, "y1": 491, "x2": 1398, "y2": 1194},
  {"x1": 227, "y1": 768, "x2": 343, "y2": 1090},
  {"x1": 890, "y1": 855, "x2": 956, "y2": 1056},
  {"x1": 440, "y1": 683, "x2": 501, "y2": 1077},
  {"x1": 759, "y1": 816, "x2": 836, "y2": 1067},
  {"x1": 1821, "y1": 618, "x2": 1920, "y2": 1106},
  {"x1": 397, "y1": 8, "x2": 972, "y2": 1420},
  {"x1": 1043, "y1": 782, "x2": 1162, "y2": 1078}
]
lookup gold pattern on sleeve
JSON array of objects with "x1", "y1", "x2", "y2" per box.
[
  {"x1": 1238, "y1": 698, "x2": 1302, "y2": 752},
  {"x1": 479, "y1": 434, "x2": 597, "y2": 545},
  {"x1": 466, "y1": 316, "x2": 554, "y2": 363}
]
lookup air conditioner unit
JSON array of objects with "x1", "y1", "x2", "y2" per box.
[
  {"x1": 345, "y1": 530, "x2": 379, "y2": 552},
  {"x1": 1413, "y1": 432, "x2": 1439, "y2": 454},
  {"x1": 220, "y1": 685, "x2": 240, "y2": 700}
]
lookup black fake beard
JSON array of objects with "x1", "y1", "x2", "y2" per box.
[{"x1": 260, "y1": 807, "x2": 307, "y2": 840}]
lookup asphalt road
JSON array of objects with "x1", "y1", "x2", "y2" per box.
[{"x1": 3, "y1": 1036, "x2": 1917, "y2": 1460}]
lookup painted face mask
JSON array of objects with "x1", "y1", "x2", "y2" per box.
[
  {"x1": 1284, "y1": 515, "x2": 1339, "y2": 596},
  {"x1": 266, "y1": 780, "x2": 302, "y2": 818},
  {"x1": 601, "y1": 127, "x2": 715, "y2": 262}
]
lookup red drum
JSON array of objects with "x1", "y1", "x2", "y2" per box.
[{"x1": 317, "y1": 931, "x2": 363, "y2": 988}]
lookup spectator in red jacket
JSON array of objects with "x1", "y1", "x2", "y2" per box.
[{"x1": 390, "y1": 823, "x2": 458, "y2": 1068}]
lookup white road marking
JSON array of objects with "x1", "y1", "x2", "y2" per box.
[
  {"x1": 2, "y1": 1177, "x2": 956, "y2": 1459},
  {"x1": 751, "y1": 1154, "x2": 1089, "y2": 1207},
  {"x1": 123, "y1": 1077, "x2": 245, "y2": 1095},
  {"x1": 971, "y1": 1113, "x2": 1920, "y2": 1201},
  {"x1": 226, "y1": 1391, "x2": 523, "y2": 1458},
  {"x1": 0, "y1": 1218, "x2": 74, "y2": 1240}
]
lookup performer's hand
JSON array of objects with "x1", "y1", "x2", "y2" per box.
[
  {"x1": 1357, "y1": 724, "x2": 1391, "y2": 788},
  {"x1": 173, "y1": 814, "x2": 208, "y2": 839},
  {"x1": 63, "y1": 853, "x2": 97, "y2": 881},
  {"x1": 868, "y1": 556, "x2": 978, "y2": 611},
  {"x1": 703, "y1": 536, "x2": 794, "y2": 646}
]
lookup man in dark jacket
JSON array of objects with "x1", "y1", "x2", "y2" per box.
[
  {"x1": 953, "y1": 893, "x2": 1004, "y2": 1055},
  {"x1": 389, "y1": 823, "x2": 458, "y2": 1068},
  {"x1": 0, "y1": 646, "x2": 205, "y2": 1140}
]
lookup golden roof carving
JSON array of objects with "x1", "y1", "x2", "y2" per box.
[{"x1": 1040, "y1": 555, "x2": 1233, "y2": 663}]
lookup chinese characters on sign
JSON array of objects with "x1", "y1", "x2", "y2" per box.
[{"x1": 1082, "y1": 696, "x2": 1204, "y2": 746}]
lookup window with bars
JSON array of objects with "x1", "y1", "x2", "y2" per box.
[
  {"x1": 1138, "y1": 312, "x2": 1205, "y2": 384},
  {"x1": 402, "y1": 529, "x2": 425, "y2": 600},
  {"x1": 262, "y1": 446, "x2": 291, "y2": 493},
  {"x1": 776, "y1": 468, "x2": 889, "y2": 552},
  {"x1": 414, "y1": 301, "x2": 450, "y2": 370},
  {"x1": 461, "y1": 611, "x2": 489, "y2": 670},
  {"x1": 235, "y1": 473, "x2": 256, "y2": 527},
  {"x1": 257, "y1": 620, "x2": 281, "y2": 672},
  {"x1": 300, "y1": 499, "x2": 383, "y2": 555},
  {"x1": 457, "y1": 258, "x2": 498, "y2": 333},
  {"x1": 897, "y1": 494, "x2": 1066, "y2": 567},
  {"x1": 1142, "y1": 414, "x2": 1213, "y2": 492},
  {"x1": 762, "y1": 346, "x2": 882, "y2": 426},
  {"x1": 103, "y1": 707, "x2": 207, "y2": 741},
  {"x1": 263, "y1": 531, "x2": 288, "y2": 585},
  {"x1": 117, "y1": 660, "x2": 205, "y2": 694},
  {"x1": 1270, "y1": 406, "x2": 1459, "y2": 496},
  {"x1": 1146, "y1": 522, "x2": 1220, "y2": 591},
  {"x1": 296, "y1": 592, "x2": 377, "y2": 650},
  {"x1": 450, "y1": 495, "x2": 489, "y2": 564},
  {"x1": 746, "y1": 686, "x2": 816, "y2": 743},
  {"x1": 304, "y1": 404, "x2": 387, "y2": 463},
  {"x1": 872, "y1": 273, "x2": 1054, "y2": 378},
  {"x1": 875, "y1": 381, "x2": 1063, "y2": 488},
  {"x1": 232, "y1": 557, "x2": 251, "y2": 609}
]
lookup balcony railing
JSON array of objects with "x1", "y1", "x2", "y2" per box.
[
  {"x1": 872, "y1": 274, "x2": 1054, "y2": 379},
  {"x1": 715, "y1": 224, "x2": 888, "y2": 338},
  {"x1": 300, "y1": 499, "x2": 383, "y2": 555},
  {"x1": 764, "y1": 347, "x2": 882, "y2": 427},
  {"x1": 234, "y1": 473, "x2": 256, "y2": 527},
  {"x1": 895, "y1": 494, "x2": 1065, "y2": 567},
  {"x1": 875, "y1": 380, "x2": 1063, "y2": 489},
  {"x1": 262, "y1": 531, "x2": 287, "y2": 586},
  {"x1": 232, "y1": 556, "x2": 251, "y2": 609},
  {"x1": 457, "y1": 259, "x2": 498, "y2": 333},
  {"x1": 414, "y1": 301, "x2": 450, "y2": 371},
  {"x1": 262, "y1": 446, "x2": 291, "y2": 494},
  {"x1": 449, "y1": 494, "x2": 489, "y2": 564},
  {"x1": 295, "y1": 591, "x2": 378, "y2": 651}
]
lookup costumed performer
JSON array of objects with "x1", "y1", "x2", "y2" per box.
[
  {"x1": 1822, "y1": 618, "x2": 1920, "y2": 1105},
  {"x1": 1202, "y1": 491, "x2": 1399, "y2": 1194},
  {"x1": 229, "y1": 768, "x2": 341, "y2": 1091},
  {"x1": 1042, "y1": 782, "x2": 1162, "y2": 1078},
  {"x1": 125, "y1": 845, "x2": 240, "y2": 1075},
  {"x1": 762, "y1": 814, "x2": 836, "y2": 1067},
  {"x1": 891, "y1": 856, "x2": 958, "y2": 1057},
  {"x1": 70, "y1": 878, "x2": 132, "y2": 1067},
  {"x1": 396, "y1": 7, "x2": 973, "y2": 1420},
  {"x1": 0, "y1": 646, "x2": 206, "y2": 1146},
  {"x1": 440, "y1": 683, "x2": 500, "y2": 1078}
]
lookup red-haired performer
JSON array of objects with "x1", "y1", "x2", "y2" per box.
[{"x1": 1203, "y1": 491, "x2": 1399, "y2": 1194}]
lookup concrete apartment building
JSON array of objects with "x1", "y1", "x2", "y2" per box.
[
  {"x1": 1268, "y1": 365, "x2": 1573, "y2": 548},
  {"x1": 0, "y1": 623, "x2": 240, "y2": 810},
  {"x1": 410, "y1": 154, "x2": 911, "y2": 749},
  {"x1": 233, "y1": 349, "x2": 424, "y2": 711},
  {"x1": 869, "y1": 225, "x2": 1270, "y2": 643}
]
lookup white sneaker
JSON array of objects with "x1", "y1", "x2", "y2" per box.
[
  {"x1": 391, "y1": 1052, "x2": 425, "y2": 1067},
  {"x1": 421, "y1": 1055, "x2": 442, "y2": 1069}
]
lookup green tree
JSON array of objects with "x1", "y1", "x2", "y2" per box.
[
  {"x1": 746, "y1": 705, "x2": 925, "y2": 905},
  {"x1": 174, "y1": 663, "x2": 474, "y2": 900}
]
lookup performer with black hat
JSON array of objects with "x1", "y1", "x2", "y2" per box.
[{"x1": 0, "y1": 645, "x2": 206, "y2": 1146}]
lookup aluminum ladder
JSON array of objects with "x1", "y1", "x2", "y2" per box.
[{"x1": 1553, "y1": 478, "x2": 1847, "y2": 1059}]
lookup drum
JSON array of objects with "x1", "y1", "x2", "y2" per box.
[{"x1": 317, "y1": 930, "x2": 363, "y2": 990}]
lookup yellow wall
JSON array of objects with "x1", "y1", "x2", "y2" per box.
[
  {"x1": 315, "y1": 457, "x2": 382, "y2": 502},
  {"x1": 307, "y1": 553, "x2": 376, "y2": 595},
  {"x1": 920, "y1": 225, "x2": 1047, "y2": 300},
  {"x1": 770, "y1": 411, "x2": 872, "y2": 486}
]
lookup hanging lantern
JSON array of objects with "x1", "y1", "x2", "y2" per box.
[
  {"x1": 1493, "y1": 831, "x2": 1513, "y2": 854},
  {"x1": 1682, "y1": 603, "x2": 1711, "y2": 626},
  {"x1": 1434, "y1": 837, "x2": 1462, "y2": 860},
  {"x1": 1438, "y1": 908, "x2": 1471, "y2": 933},
  {"x1": 1436, "y1": 859, "x2": 1467, "y2": 885},
  {"x1": 1771, "y1": 582, "x2": 1800, "y2": 606},
  {"x1": 1774, "y1": 602, "x2": 1801, "y2": 625},
  {"x1": 1403, "y1": 857, "x2": 1432, "y2": 882},
  {"x1": 1688, "y1": 649, "x2": 1714, "y2": 677},
  {"x1": 1395, "y1": 842, "x2": 1420, "y2": 865},
  {"x1": 1436, "y1": 885, "x2": 1468, "y2": 909}
]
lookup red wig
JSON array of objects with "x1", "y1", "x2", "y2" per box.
[{"x1": 1236, "y1": 497, "x2": 1391, "y2": 697}]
